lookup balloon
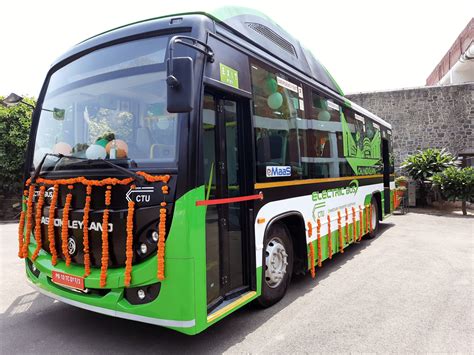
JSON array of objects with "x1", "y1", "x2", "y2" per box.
[
  {"x1": 265, "y1": 78, "x2": 278, "y2": 94},
  {"x1": 106, "y1": 139, "x2": 128, "y2": 159},
  {"x1": 85, "y1": 144, "x2": 107, "y2": 160},
  {"x1": 53, "y1": 142, "x2": 72, "y2": 155},
  {"x1": 318, "y1": 110, "x2": 331, "y2": 121},
  {"x1": 267, "y1": 92, "x2": 283, "y2": 110},
  {"x1": 96, "y1": 138, "x2": 109, "y2": 148},
  {"x1": 33, "y1": 147, "x2": 53, "y2": 167}
]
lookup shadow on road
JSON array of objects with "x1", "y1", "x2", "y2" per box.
[{"x1": 0, "y1": 223, "x2": 394, "y2": 354}]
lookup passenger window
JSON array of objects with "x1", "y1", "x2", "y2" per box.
[{"x1": 250, "y1": 62, "x2": 304, "y2": 181}]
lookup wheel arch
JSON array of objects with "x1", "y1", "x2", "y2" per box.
[
  {"x1": 264, "y1": 211, "x2": 307, "y2": 275},
  {"x1": 371, "y1": 191, "x2": 383, "y2": 220}
]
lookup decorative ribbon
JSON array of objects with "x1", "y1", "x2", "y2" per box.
[
  {"x1": 157, "y1": 202, "x2": 167, "y2": 280},
  {"x1": 21, "y1": 184, "x2": 36, "y2": 258},
  {"x1": 47, "y1": 185, "x2": 59, "y2": 265},
  {"x1": 61, "y1": 185, "x2": 74, "y2": 266},
  {"x1": 124, "y1": 186, "x2": 136, "y2": 287},
  {"x1": 17, "y1": 191, "x2": 27, "y2": 258},
  {"x1": 352, "y1": 207, "x2": 356, "y2": 243},
  {"x1": 345, "y1": 208, "x2": 349, "y2": 244},
  {"x1": 358, "y1": 205, "x2": 363, "y2": 241}
]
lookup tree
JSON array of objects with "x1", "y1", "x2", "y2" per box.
[
  {"x1": 401, "y1": 148, "x2": 458, "y2": 205},
  {"x1": 0, "y1": 96, "x2": 34, "y2": 194},
  {"x1": 432, "y1": 166, "x2": 474, "y2": 215}
]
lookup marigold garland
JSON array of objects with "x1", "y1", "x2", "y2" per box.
[
  {"x1": 100, "y1": 186, "x2": 112, "y2": 287},
  {"x1": 307, "y1": 221, "x2": 315, "y2": 278},
  {"x1": 337, "y1": 210, "x2": 344, "y2": 254},
  {"x1": 327, "y1": 214, "x2": 332, "y2": 260},
  {"x1": 365, "y1": 205, "x2": 369, "y2": 234},
  {"x1": 48, "y1": 184, "x2": 59, "y2": 265},
  {"x1": 157, "y1": 201, "x2": 167, "y2": 280},
  {"x1": 82, "y1": 185, "x2": 92, "y2": 277},
  {"x1": 352, "y1": 207, "x2": 356, "y2": 243},
  {"x1": 21, "y1": 184, "x2": 36, "y2": 258},
  {"x1": 61, "y1": 185, "x2": 74, "y2": 266},
  {"x1": 358, "y1": 205, "x2": 363, "y2": 242},
  {"x1": 21, "y1": 172, "x2": 171, "y2": 287},
  {"x1": 124, "y1": 196, "x2": 135, "y2": 287},
  {"x1": 17, "y1": 191, "x2": 27, "y2": 257},
  {"x1": 316, "y1": 218, "x2": 322, "y2": 267},
  {"x1": 369, "y1": 205, "x2": 373, "y2": 232},
  {"x1": 32, "y1": 185, "x2": 46, "y2": 260},
  {"x1": 344, "y1": 208, "x2": 349, "y2": 244}
]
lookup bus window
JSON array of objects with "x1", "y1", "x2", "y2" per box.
[
  {"x1": 250, "y1": 62, "x2": 304, "y2": 181},
  {"x1": 300, "y1": 91, "x2": 344, "y2": 178}
]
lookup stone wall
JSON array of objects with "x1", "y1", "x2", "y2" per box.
[{"x1": 346, "y1": 83, "x2": 473, "y2": 167}]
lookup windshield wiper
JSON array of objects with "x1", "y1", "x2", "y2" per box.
[{"x1": 31, "y1": 153, "x2": 145, "y2": 184}]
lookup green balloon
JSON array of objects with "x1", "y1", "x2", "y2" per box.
[
  {"x1": 267, "y1": 92, "x2": 283, "y2": 110},
  {"x1": 96, "y1": 138, "x2": 108, "y2": 147},
  {"x1": 318, "y1": 110, "x2": 331, "y2": 121},
  {"x1": 265, "y1": 78, "x2": 278, "y2": 94}
]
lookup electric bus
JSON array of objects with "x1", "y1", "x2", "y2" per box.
[{"x1": 18, "y1": 7, "x2": 395, "y2": 335}]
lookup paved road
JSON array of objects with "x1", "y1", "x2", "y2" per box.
[{"x1": 1, "y1": 211, "x2": 473, "y2": 354}]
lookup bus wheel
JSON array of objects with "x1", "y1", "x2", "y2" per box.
[
  {"x1": 257, "y1": 223, "x2": 293, "y2": 307},
  {"x1": 366, "y1": 197, "x2": 380, "y2": 239}
]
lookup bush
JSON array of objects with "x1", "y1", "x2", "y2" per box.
[
  {"x1": 0, "y1": 97, "x2": 34, "y2": 194},
  {"x1": 432, "y1": 166, "x2": 474, "y2": 215},
  {"x1": 401, "y1": 148, "x2": 458, "y2": 205}
]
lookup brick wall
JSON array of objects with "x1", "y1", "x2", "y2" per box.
[{"x1": 346, "y1": 83, "x2": 474, "y2": 167}]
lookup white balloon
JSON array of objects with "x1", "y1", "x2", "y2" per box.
[
  {"x1": 85, "y1": 144, "x2": 106, "y2": 159},
  {"x1": 33, "y1": 147, "x2": 53, "y2": 167}
]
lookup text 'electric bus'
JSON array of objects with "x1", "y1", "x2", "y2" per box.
[{"x1": 17, "y1": 7, "x2": 395, "y2": 335}]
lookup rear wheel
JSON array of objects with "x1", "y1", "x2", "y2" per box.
[
  {"x1": 366, "y1": 197, "x2": 379, "y2": 239},
  {"x1": 257, "y1": 223, "x2": 293, "y2": 307}
]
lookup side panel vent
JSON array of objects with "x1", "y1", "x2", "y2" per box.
[{"x1": 246, "y1": 22, "x2": 297, "y2": 57}]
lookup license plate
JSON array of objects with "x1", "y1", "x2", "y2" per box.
[{"x1": 52, "y1": 271, "x2": 85, "y2": 290}]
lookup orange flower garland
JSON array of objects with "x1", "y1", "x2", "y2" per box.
[
  {"x1": 358, "y1": 205, "x2": 363, "y2": 242},
  {"x1": 345, "y1": 208, "x2": 349, "y2": 244},
  {"x1": 124, "y1": 194, "x2": 135, "y2": 287},
  {"x1": 21, "y1": 184, "x2": 36, "y2": 258},
  {"x1": 352, "y1": 207, "x2": 356, "y2": 243},
  {"x1": 337, "y1": 210, "x2": 344, "y2": 254},
  {"x1": 307, "y1": 221, "x2": 315, "y2": 278},
  {"x1": 17, "y1": 191, "x2": 27, "y2": 257},
  {"x1": 32, "y1": 185, "x2": 46, "y2": 260},
  {"x1": 82, "y1": 185, "x2": 92, "y2": 277},
  {"x1": 47, "y1": 184, "x2": 59, "y2": 265},
  {"x1": 316, "y1": 218, "x2": 322, "y2": 267},
  {"x1": 157, "y1": 202, "x2": 167, "y2": 280},
  {"x1": 20, "y1": 172, "x2": 171, "y2": 288},
  {"x1": 365, "y1": 205, "x2": 369, "y2": 234},
  {"x1": 61, "y1": 185, "x2": 74, "y2": 266},
  {"x1": 327, "y1": 214, "x2": 332, "y2": 260},
  {"x1": 369, "y1": 205, "x2": 373, "y2": 232},
  {"x1": 100, "y1": 186, "x2": 112, "y2": 287}
]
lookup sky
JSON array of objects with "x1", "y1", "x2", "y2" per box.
[{"x1": 1, "y1": 0, "x2": 472, "y2": 97}]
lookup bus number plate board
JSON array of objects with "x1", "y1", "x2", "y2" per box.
[{"x1": 52, "y1": 271, "x2": 84, "y2": 290}]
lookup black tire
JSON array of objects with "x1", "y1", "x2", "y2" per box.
[
  {"x1": 366, "y1": 197, "x2": 380, "y2": 239},
  {"x1": 257, "y1": 223, "x2": 293, "y2": 308}
]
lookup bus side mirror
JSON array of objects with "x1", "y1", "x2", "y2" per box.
[{"x1": 166, "y1": 57, "x2": 194, "y2": 113}]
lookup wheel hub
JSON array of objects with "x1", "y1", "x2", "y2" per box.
[{"x1": 264, "y1": 237, "x2": 288, "y2": 288}]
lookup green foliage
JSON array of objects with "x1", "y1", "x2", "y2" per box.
[
  {"x1": 432, "y1": 166, "x2": 474, "y2": 215},
  {"x1": 395, "y1": 176, "x2": 408, "y2": 187},
  {"x1": 0, "y1": 97, "x2": 34, "y2": 193},
  {"x1": 401, "y1": 148, "x2": 457, "y2": 183}
]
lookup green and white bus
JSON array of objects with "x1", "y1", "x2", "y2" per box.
[{"x1": 18, "y1": 7, "x2": 395, "y2": 335}]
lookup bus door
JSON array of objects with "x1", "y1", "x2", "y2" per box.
[
  {"x1": 382, "y1": 138, "x2": 391, "y2": 214},
  {"x1": 202, "y1": 91, "x2": 254, "y2": 312}
]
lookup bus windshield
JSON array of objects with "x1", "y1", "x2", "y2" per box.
[{"x1": 33, "y1": 36, "x2": 179, "y2": 170}]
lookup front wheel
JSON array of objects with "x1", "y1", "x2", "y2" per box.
[
  {"x1": 257, "y1": 223, "x2": 293, "y2": 308},
  {"x1": 366, "y1": 197, "x2": 380, "y2": 239}
]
